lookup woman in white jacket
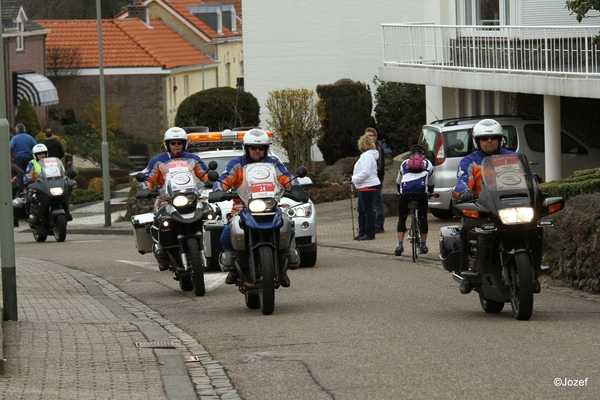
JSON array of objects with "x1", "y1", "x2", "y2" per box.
[{"x1": 351, "y1": 133, "x2": 381, "y2": 240}]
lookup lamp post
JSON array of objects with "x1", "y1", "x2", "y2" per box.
[{"x1": 201, "y1": 40, "x2": 228, "y2": 90}]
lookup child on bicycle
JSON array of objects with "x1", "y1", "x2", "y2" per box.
[{"x1": 395, "y1": 144, "x2": 435, "y2": 256}]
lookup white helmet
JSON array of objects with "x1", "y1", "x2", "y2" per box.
[
  {"x1": 163, "y1": 127, "x2": 188, "y2": 151},
  {"x1": 243, "y1": 129, "x2": 270, "y2": 158},
  {"x1": 32, "y1": 143, "x2": 48, "y2": 156},
  {"x1": 472, "y1": 119, "x2": 506, "y2": 153}
]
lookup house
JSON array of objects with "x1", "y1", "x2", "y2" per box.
[
  {"x1": 378, "y1": 0, "x2": 600, "y2": 182},
  {"x1": 1, "y1": 0, "x2": 58, "y2": 126},
  {"x1": 36, "y1": 17, "x2": 214, "y2": 142},
  {"x1": 116, "y1": 0, "x2": 244, "y2": 102}
]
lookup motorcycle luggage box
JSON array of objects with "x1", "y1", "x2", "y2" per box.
[
  {"x1": 439, "y1": 225, "x2": 461, "y2": 272},
  {"x1": 132, "y1": 213, "x2": 154, "y2": 255},
  {"x1": 12, "y1": 198, "x2": 26, "y2": 220},
  {"x1": 203, "y1": 220, "x2": 225, "y2": 261}
]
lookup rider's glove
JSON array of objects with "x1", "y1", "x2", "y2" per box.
[{"x1": 459, "y1": 190, "x2": 475, "y2": 203}]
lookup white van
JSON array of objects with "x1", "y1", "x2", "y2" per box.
[{"x1": 418, "y1": 115, "x2": 600, "y2": 219}]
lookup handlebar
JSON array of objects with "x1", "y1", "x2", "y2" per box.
[{"x1": 208, "y1": 188, "x2": 309, "y2": 204}]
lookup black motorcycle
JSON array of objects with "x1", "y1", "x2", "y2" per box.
[
  {"x1": 208, "y1": 164, "x2": 309, "y2": 315},
  {"x1": 13, "y1": 157, "x2": 76, "y2": 242},
  {"x1": 133, "y1": 159, "x2": 215, "y2": 296},
  {"x1": 439, "y1": 153, "x2": 564, "y2": 320}
]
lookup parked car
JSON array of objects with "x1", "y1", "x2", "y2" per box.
[
  {"x1": 419, "y1": 115, "x2": 600, "y2": 219},
  {"x1": 188, "y1": 130, "x2": 318, "y2": 268}
]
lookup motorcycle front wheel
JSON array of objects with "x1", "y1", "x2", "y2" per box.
[
  {"x1": 509, "y1": 252, "x2": 534, "y2": 320},
  {"x1": 258, "y1": 246, "x2": 275, "y2": 315},
  {"x1": 33, "y1": 229, "x2": 47, "y2": 242},
  {"x1": 186, "y1": 237, "x2": 206, "y2": 297},
  {"x1": 53, "y1": 214, "x2": 67, "y2": 242}
]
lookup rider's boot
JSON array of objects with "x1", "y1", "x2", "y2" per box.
[
  {"x1": 281, "y1": 274, "x2": 290, "y2": 288},
  {"x1": 153, "y1": 244, "x2": 170, "y2": 271}
]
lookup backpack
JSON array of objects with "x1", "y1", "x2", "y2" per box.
[{"x1": 407, "y1": 153, "x2": 425, "y2": 173}]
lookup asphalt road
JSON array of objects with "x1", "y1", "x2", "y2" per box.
[{"x1": 12, "y1": 229, "x2": 600, "y2": 400}]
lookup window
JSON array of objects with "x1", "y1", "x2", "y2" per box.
[
  {"x1": 183, "y1": 75, "x2": 189, "y2": 98},
  {"x1": 524, "y1": 125, "x2": 587, "y2": 154},
  {"x1": 16, "y1": 21, "x2": 24, "y2": 51},
  {"x1": 463, "y1": 0, "x2": 509, "y2": 26}
]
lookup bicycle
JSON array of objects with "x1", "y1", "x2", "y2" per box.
[{"x1": 406, "y1": 196, "x2": 421, "y2": 262}]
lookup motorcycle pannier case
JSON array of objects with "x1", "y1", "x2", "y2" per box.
[
  {"x1": 131, "y1": 213, "x2": 154, "y2": 255},
  {"x1": 439, "y1": 225, "x2": 461, "y2": 272},
  {"x1": 12, "y1": 198, "x2": 26, "y2": 220}
]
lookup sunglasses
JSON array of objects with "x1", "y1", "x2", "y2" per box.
[
  {"x1": 169, "y1": 141, "x2": 184, "y2": 146},
  {"x1": 479, "y1": 136, "x2": 501, "y2": 142},
  {"x1": 249, "y1": 146, "x2": 266, "y2": 151}
]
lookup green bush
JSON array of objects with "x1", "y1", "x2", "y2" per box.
[
  {"x1": 539, "y1": 168, "x2": 600, "y2": 202},
  {"x1": 70, "y1": 188, "x2": 103, "y2": 205},
  {"x1": 15, "y1": 98, "x2": 42, "y2": 137},
  {"x1": 74, "y1": 175, "x2": 88, "y2": 190}
]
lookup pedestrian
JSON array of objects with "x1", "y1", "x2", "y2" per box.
[
  {"x1": 66, "y1": 162, "x2": 78, "y2": 179},
  {"x1": 10, "y1": 123, "x2": 37, "y2": 197},
  {"x1": 366, "y1": 127, "x2": 386, "y2": 233},
  {"x1": 394, "y1": 145, "x2": 435, "y2": 256},
  {"x1": 43, "y1": 128, "x2": 65, "y2": 160},
  {"x1": 351, "y1": 133, "x2": 381, "y2": 241}
]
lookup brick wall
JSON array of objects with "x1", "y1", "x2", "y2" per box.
[{"x1": 50, "y1": 73, "x2": 167, "y2": 142}]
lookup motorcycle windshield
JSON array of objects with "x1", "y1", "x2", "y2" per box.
[
  {"x1": 237, "y1": 163, "x2": 285, "y2": 205},
  {"x1": 481, "y1": 154, "x2": 534, "y2": 193},
  {"x1": 37, "y1": 157, "x2": 65, "y2": 179},
  {"x1": 158, "y1": 158, "x2": 202, "y2": 198}
]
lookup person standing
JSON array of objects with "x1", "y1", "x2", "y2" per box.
[
  {"x1": 10, "y1": 123, "x2": 37, "y2": 197},
  {"x1": 43, "y1": 128, "x2": 65, "y2": 160},
  {"x1": 366, "y1": 127, "x2": 386, "y2": 233},
  {"x1": 11, "y1": 156, "x2": 23, "y2": 199},
  {"x1": 351, "y1": 133, "x2": 381, "y2": 241}
]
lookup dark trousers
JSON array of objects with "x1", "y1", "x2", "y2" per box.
[
  {"x1": 15, "y1": 156, "x2": 30, "y2": 196},
  {"x1": 397, "y1": 193, "x2": 429, "y2": 234},
  {"x1": 357, "y1": 189, "x2": 377, "y2": 238},
  {"x1": 373, "y1": 184, "x2": 385, "y2": 229}
]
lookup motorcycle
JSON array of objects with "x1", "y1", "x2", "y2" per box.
[
  {"x1": 13, "y1": 157, "x2": 76, "y2": 242},
  {"x1": 132, "y1": 159, "x2": 216, "y2": 296},
  {"x1": 439, "y1": 153, "x2": 564, "y2": 320},
  {"x1": 208, "y1": 163, "x2": 309, "y2": 315}
]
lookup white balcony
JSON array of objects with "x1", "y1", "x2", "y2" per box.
[{"x1": 379, "y1": 24, "x2": 600, "y2": 99}]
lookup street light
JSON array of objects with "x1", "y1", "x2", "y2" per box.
[{"x1": 201, "y1": 40, "x2": 229, "y2": 90}]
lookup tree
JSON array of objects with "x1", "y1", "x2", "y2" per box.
[
  {"x1": 79, "y1": 100, "x2": 125, "y2": 139},
  {"x1": 565, "y1": 1, "x2": 600, "y2": 23},
  {"x1": 373, "y1": 77, "x2": 426, "y2": 154},
  {"x1": 265, "y1": 88, "x2": 322, "y2": 171},
  {"x1": 47, "y1": 47, "x2": 81, "y2": 77},
  {"x1": 175, "y1": 87, "x2": 260, "y2": 131},
  {"x1": 316, "y1": 80, "x2": 374, "y2": 165},
  {"x1": 15, "y1": 98, "x2": 42, "y2": 137}
]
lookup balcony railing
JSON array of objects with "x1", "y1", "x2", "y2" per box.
[{"x1": 382, "y1": 24, "x2": 600, "y2": 78}]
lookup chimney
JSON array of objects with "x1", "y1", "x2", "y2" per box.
[{"x1": 127, "y1": 5, "x2": 149, "y2": 25}]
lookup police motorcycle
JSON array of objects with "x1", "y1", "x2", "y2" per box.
[
  {"x1": 132, "y1": 159, "x2": 216, "y2": 296},
  {"x1": 13, "y1": 157, "x2": 76, "y2": 242},
  {"x1": 439, "y1": 153, "x2": 564, "y2": 320},
  {"x1": 207, "y1": 163, "x2": 309, "y2": 315}
]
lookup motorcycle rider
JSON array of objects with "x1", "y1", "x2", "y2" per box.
[
  {"x1": 453, "y1": 118, "x2": 540, "y2": 294},
  {"x1": 395, "y1": 144, "x2": 435, "y2": 256},
  {"x1": 144, "y1": 127, "x2": 210, "y2": 271},
  {"x1": 213, "y1": 128, "x2": 303, "y2": 287}
]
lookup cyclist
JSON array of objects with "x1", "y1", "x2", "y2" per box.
[{"x1": 395, "y1": 144, "x2": 434, "y2": 256}]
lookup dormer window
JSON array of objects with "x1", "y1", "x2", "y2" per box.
[
  {"x1": 16, "y1": 21, "x2": 24, "y2": 50},
  {"x1": 188, "y1": 4, "x2": 237, "y2": 34}
]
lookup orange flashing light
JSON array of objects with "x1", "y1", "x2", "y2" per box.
[
  {"x1": 547, "y1": 203, "x2": 563, "y2": 214},
  {"x1": 187, "y1": 130, "x2": 273, "y2": 143},
  {"x1": 462, "y1": 209, "x2": 479, "y2": 219}
]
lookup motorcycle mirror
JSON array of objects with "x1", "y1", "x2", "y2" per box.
[
  {"x1": 208, "y1": 160, "x2": 218, "y2": 171},
  {"x1": 135, "y1": 172, "x2": 145, "y2": 183},
  {"x1": 295, "y1": 166, "x2": 308, "y2": 178},
  {"x1": 208, "y1": 170, "x2": 220, "y2": 182}
]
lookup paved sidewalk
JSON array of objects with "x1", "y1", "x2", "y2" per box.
[{"x1": 2, "y1": 198, "x2": 454, "y2": 399}]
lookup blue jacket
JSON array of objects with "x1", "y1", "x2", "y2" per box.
[
  {"x1": 396, "y1": 157, "x2": 435, "y2": 195},
  {"x1": 144, "y1": 152, "x2": 209, "y2": 189},
  {"x1": 10, "y1": 132, "x2": 37, "y2": 158}
]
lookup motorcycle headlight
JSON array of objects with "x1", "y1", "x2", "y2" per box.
[
  {"x1": 173, "y1": 193, "x2": 196, "y2": 207},
  {"x1": 498, "y1": 207, "x2": 534, "y2": 225},
  {"x1": 286, "y1": 203, "x2": 312, "y2": 218},
  {"x1": 50, "y1": 187, "x2": 64, "y2": 196},
  {"x1": 248, "y1": 199, "x2": 277, "y2": 213}
]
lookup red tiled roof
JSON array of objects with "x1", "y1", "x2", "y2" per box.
[
  {"x1": 117, "y1": 0, "x2": 243, "y2": 39},
  {"x1": 36, "y1": 18, "x2": 214, "y2": 69}
]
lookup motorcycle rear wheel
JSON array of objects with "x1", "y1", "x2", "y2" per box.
[
  {"x1": 509, "y1": 252, "x2": 534, "y2": 320},
  {"x1": 479, "y1": 294, "x2": 505, "y2": 313},
  {"x1": 53, "y1": 214, "x2": 67, "y2": 242},
  {"x1": 186, "y1": 238, "x2": 206, "y2": 297},
  {"x1": 258, "y1": 246, "x2": 275, "y2": 315},
  {"x1": 33, "y1": 229, "x2": 47, "y2": 242}
]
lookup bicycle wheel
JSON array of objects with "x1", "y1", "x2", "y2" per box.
[{"x1": 411, "y1": 212, "x2": 419, "y2": 262}]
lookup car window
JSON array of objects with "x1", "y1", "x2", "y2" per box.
[
  {"x1": 420, "y1": 128, "x2": 438, "y2": 161},
  {"x1": 523, "y1": 124, "x2": 587, "y2": 154},
  {"x1": 445, "y1": 129, "x2": 471, "y2": 158},
  {"x1": 503, "y1": 126, "x2": 518, "y2": 151}
]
